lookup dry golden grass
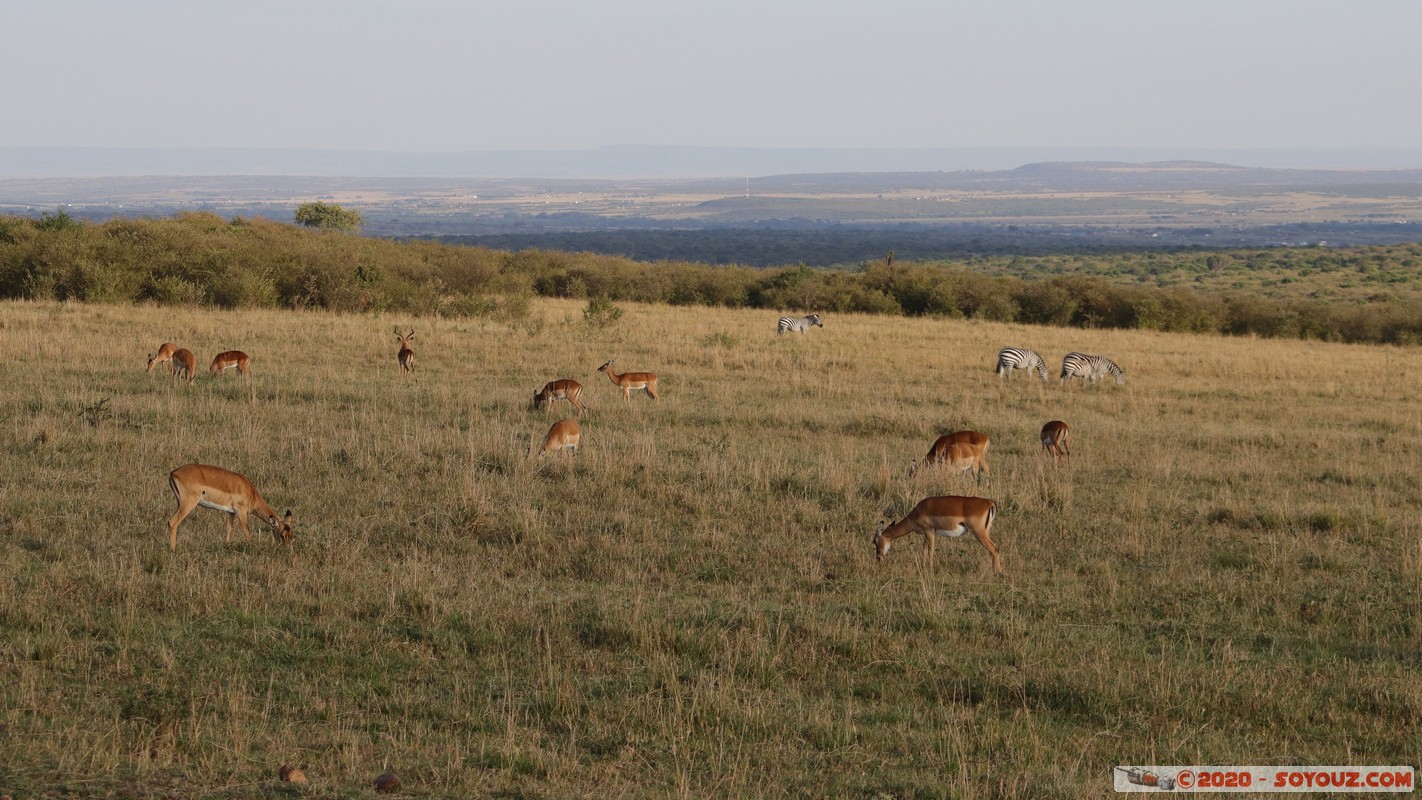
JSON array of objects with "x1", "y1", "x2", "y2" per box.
[{"x1": 1, "y1": 298, "x2": 1420, "y2": 798}]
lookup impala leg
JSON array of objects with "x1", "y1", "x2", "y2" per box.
[
  {"x1": 167, "y1": 496, "x2": 201, "y2": 552},
  {"x1": 971, "y1": 525, "x2": 1003, "y2": 574},
  {"x1": 236, "y1": 508, "x2": 254, "y2": 542}
]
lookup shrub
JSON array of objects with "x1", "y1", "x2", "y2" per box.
[{"x1": 583, "y1": 295, "x2": 624, "y2": 327}]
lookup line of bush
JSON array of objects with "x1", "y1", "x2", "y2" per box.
[{"x1": 1, "y1": 211, "x2": 1419, "y2": 345}]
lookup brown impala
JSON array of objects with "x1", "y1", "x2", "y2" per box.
[
  {"x1": 396, "y1": 330, "x2": 415, "y2": 374},
  {"x1": 531, "y1": 379, "x2": 587, "y2": 416},
  {"x1": 170, "y1": 348, "x2": 198, "y2": 385},
  {"x1": 873, "y1": 495, "x2": 1002, "y2": 574},
  {"x1": 209, "y1": 350, "x2": 250, "y2": 377},
  {"x1": 166, "y1": 463, "x2": 293, "y2": 552},
  {"x1": 534, "y1": 418, "x2": 581, "y2": 458},
  {"x1": 597, "y1": 360, "x2": 659, "y2": 401},
  {"x1": 146, "y1": 342, "x2": 178, "y2": 373},
  {"x1": 1041, "y1": 420, "x2": 1070, "y2": 465},
  {"x1": 909, "y1": 430, "x2": 989, "y2": 480}
]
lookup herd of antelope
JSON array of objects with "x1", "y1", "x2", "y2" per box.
[
  {"x1": 154, "y1": 317, "x2": 1123, "y2": 579},
  {"x1": 147, "y1": 342, "x2": 251, "y2": 384}
]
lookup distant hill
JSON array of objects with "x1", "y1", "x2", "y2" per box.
[{"x1": 4, "y1": 145, "x2": 1422, "y2": 179}]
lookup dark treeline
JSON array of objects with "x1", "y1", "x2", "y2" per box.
[
  {"x1": 2, "y1": 211, "x2": 1420, "y2": 345},
  {"x1": 426, "y1": 222, "x2": 1422, "y2": 267}
]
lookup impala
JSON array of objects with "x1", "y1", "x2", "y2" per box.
[
  {"x1": 1041, "y1": 420, "x2": 1070, "y2": 465},
  {"x1": 171, "y1": 348, "x2": 197, "y2": 385},
  {"x1": 146, "y1": 342, "x2": 178, "y2": 373},
  {"x1": 396, "y1": 330, "x2": 415, "y2": 374},
  {"x1": 597, "y1": 360, "x2": 659, "y2": 401},
  {"x1": 909, "y1": 430, "x2": 990, "y2": 480},
  {"x1": 166, "y1": 463, "x2": 293, "y2": 552},
  {"x1": 873, "y1": 495, "x2": 1002, "y2": 574},
  {"x1": 531, "y1": 379, "x2": 587, "y2": 416},
  {"x1": 209, "y1": 350, "x2": 251, "y2": 377},
  {"x1": 534, "y1": 418, "x2": 581, "y2": 457}
]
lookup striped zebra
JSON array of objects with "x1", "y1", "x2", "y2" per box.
[
  {"x1": 995, "y1": 347, "x2": 1048, "y2": 381},
  {"x1": 1060, "y1": 352, "x2": 1125, "y2": 385},
  {"x1": 778, "y1": 314, "x2": 823, "y2": 335}
]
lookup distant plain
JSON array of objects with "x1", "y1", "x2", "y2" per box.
[{"x1": 4, "y1": 161, "x2": 1422, "y2": 252}]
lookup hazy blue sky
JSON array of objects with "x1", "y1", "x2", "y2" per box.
[{"x1": 4, "y1": 0, "x2": 1419, "y2": 153}]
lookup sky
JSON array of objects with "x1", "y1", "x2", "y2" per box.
[{"x1": 4, "y1": 0, "x2": 1421, "y2": 156}]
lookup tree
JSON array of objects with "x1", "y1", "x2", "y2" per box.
[
  {"x1": 294, "y1": 202, "x2": 363, "y2": 232},
  {"x1": 36, "y1": 207, "x2": 82, "y2": 232}
]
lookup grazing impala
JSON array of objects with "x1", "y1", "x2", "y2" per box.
[
  {"x1": 597, "y1": 360, "x2": 659, "y2": 401},
  {"x1": 909, "y1": 430, "x2": 990, "y2": 480},
  {"x1": 396, "y1": 330, "x2": 415, "y2": 374},
  {"x1": 146, "y1": 342, "x2": 178, "y2": 373},
  {"x1": 531, "y1": 379, "x2": 587, "y2": 416},
  {"x1": 166, "y1": 463, "x2": 293, "y2": 552},
  {"x1": 534, "y1": 418, "x2": 581, "y2": 458},
  {"x1": 1041, "y1": 420, "x2": 1070, "y2": 465},
  {"x1": 170, "y1": 348, "x2": 197, "y2": 385},
  {"x1": 873, "y1": 495, "x2": 1002, "y2": 574},
  {"x1": 209, "y1": 350, "x2": 250, "y2": 377}
]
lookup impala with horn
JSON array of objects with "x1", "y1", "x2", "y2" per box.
[{"x1": 396, "y1": 330, "x2": 415, "y2": 374}]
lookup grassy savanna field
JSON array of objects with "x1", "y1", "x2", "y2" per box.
[{"x1": 2, "y1": 298, "x2": 1420, "y2": 798}]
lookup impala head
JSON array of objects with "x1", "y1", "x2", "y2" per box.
[
  {"x1": 597, "y1": 360, "x2": 614, "y2": 373},
  {"x1": 873, "y1": 519, "x2": 891, "y2": 561},
  {"x1": 146, "y1": 353, "x2": 159, "y2": 371},
  {"x1": 270, "y1": 509, "x2": 294, "y2": 545},
  {"x1": 396, "y1": 329, "x2": 415, "y2": 346}
]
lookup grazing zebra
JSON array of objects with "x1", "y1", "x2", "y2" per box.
[
  {"x1": 1060, "y1": 352, "x2": 1125, "y2": 385},
  {"x1": 995, "y1": 347, "x2": 1048, "y2": 381},
  {"x1": 778, "y1": 314, "x2": 823, "y2": 335}
]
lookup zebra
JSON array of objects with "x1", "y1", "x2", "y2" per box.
[
  {"x1": 995, "y1": 347, "x2": 1048, "y2": 381},
  {"x1": 778, "y1": 314, "x2": 823, "y2": 335},
  {"x1": 1060, "y1": 352, "x2": 1125, "y2": 385}
]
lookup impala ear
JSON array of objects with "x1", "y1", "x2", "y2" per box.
[{"x1": 284, "y1": 510, "x2": 293, "y2": 524}]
